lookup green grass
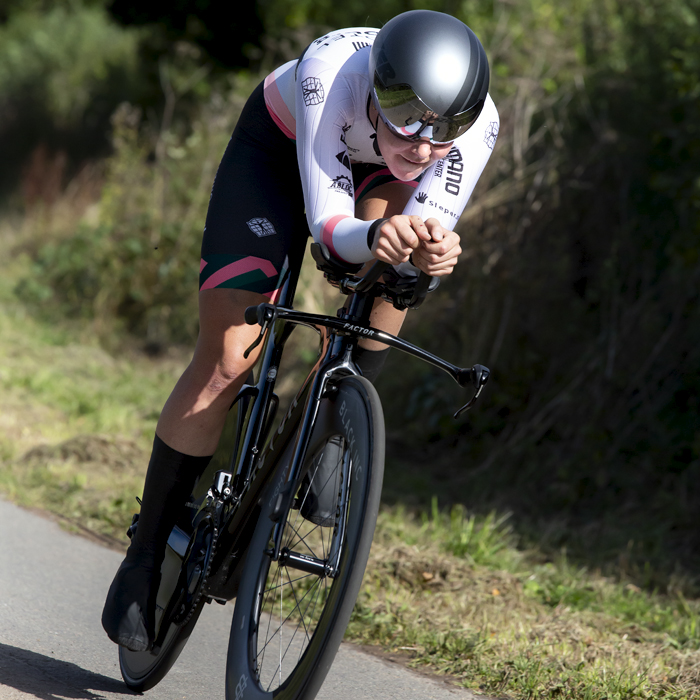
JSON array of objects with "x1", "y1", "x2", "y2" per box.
[
  {"x1": 350, "y1": 505, "x2": 700, "y2": 699},
  {"x1": 1, "y1": 225, "x2": 699, "y2": 699}
]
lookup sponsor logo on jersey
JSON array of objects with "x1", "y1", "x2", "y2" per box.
[
  {"x1": 352, "y1": 41, "x2": 371, "y2": 51},
  {"x1": 414, "y1": 192, "x2": 429, "y2": 204},
  {"x1": 329, "y1": 175, "x2": 352, "y2": 196},
  {"x1": 484, "y1": 122, "x2": 499, "y2": 150},
  {"x1": 370, "y1": 133, "x2": 382, "y2": 159},
  {"x1": 301, "y1": 77, "x2": 325, "y2": 106},
  {"x1": 312, "y1": 30, "x2": 378, "y2": 48},
  {"x1": 444, "y1": 148, "x2": 463, "y2": 196},
  {"x1": 336, "y1": 151, "x2": 351, "y2": 170},
  {"x1": 434, "y1": 160, "x2": 444, "y2": 178},
  {"x1": 246, "y1": 217, "x2": 277, "y2": 237}
]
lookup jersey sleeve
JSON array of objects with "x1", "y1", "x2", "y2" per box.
[
  {"x1": 295, "y1": 56, "x2": 376, "y2": 264},
  {"x1": 402, "y1": 95, "x2": 500, "y2": 229}
]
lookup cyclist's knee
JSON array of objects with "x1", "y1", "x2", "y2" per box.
[{"x1": 206, "y1": 356, "x2": 250, "y2": 396}]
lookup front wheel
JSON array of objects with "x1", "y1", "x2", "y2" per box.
[{"x1": 226, "y1": 376, "x2": 385, "y2": 700}]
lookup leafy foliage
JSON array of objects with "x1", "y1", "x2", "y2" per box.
[
  {"x1": 0, "y1": 0, "x2": 143, "y2": 197},
  {"x1": 380, "y1": 0, "x2": 700, "y2": 583}
]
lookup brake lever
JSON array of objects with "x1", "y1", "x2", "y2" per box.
[
  {"x1": 243, "y1": 304, "x2": 276, "y2": 359},
  {"x1": 453, "y1": 364, "x2": 490, "y2": 419}
]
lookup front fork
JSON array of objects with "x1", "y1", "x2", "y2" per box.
[{"x1": 265, "y1": 338, "x2": 358, "y2": 567}]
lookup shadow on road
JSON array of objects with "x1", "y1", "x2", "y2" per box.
[{"x1": 0, "y1": 642, "x2": 133, "y2": 699}]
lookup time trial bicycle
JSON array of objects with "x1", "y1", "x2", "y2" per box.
[{"x1": 117, "y1": 242, "x2": 490, "y2": 700}]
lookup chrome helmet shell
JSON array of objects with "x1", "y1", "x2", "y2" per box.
[{"x1": 369, "y1": 10, "x2": 490, "y2": 143}]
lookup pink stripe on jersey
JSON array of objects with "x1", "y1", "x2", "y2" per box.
[
  {"x1": 321, "y1": 214, "x2": 351, "y2": 262},
  {"x1": 264, "y1": 73, "x2": 296, "y2": 140},
  {"x1": 200, "y1": 258, "x2": 208, "y2": 273},
  {"x1": 200, "y1": 256, "x2": 278, "y2": 291}
]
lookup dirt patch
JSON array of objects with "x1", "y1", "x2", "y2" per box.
[{"x1": 21, "y1": 433, "x2": 146, "y2": 472}]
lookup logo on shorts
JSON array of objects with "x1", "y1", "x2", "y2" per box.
[
  {"x1": 415, "y1": 192, "x2": 428, "y2": 204},
  {"x1": 484, "y1": 122, "x2": 499, "y2": 150},
  {"x1": 302, "y1": 77, "x2": 325, "y2": 106},
  {"x1": 247, "y1": 218, "x2": 277, "y2": 237},
  {"x1": 329, "y1": 175, "x2": 352, "y2": 196}
]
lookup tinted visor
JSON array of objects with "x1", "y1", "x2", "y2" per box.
[{"x1": 374, "y1": 80, "x2": 483, "y2": 144}]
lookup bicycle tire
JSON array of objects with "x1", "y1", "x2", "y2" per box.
[{"x1": 225, "y1": 375, "x2": 385, "y2": 700}]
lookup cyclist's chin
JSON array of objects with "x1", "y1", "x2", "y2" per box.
[{"x1": 386, "y1": 158, "x2": 425, "y2": 182}]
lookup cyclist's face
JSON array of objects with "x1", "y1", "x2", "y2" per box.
[{"x1": 375, "y1": 116, "x2": 453, "y2": 182}]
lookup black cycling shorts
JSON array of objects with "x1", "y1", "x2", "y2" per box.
[{"x1": 199, "y1": 81, "x2": 406, "y2": 300}]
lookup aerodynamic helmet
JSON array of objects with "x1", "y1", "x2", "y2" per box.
[{"x1": 369, "y1": 10, "x2": 490, "y2": 144}]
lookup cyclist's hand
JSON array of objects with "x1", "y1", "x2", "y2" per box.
[
  {"x1": 410, "y1": 219, "x2": 462, "y2": 277},
  {"x1": 371, "y1": 215, "x2": 431, "y2": 266}
]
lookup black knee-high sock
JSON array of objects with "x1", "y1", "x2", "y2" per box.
[
  {"x1": 102, "y1": 436, "x2": 213, "y2": 650},
  {"x1": 127, "y1": 434, "x2": 213, "y2": 562},
  {"x1": 353, "y1": 346, "x2": 390, "y2": 384}
]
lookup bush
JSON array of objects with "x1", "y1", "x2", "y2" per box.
[
  {"x1": 16, "y1": 82, "x2": 252, "y2": 346},
  {"x1": 0, "y1": 0, "x2": 144, "y2": 198}
]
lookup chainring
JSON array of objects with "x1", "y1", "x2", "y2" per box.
[{"x1": 170, "y1": 503, "x2": 220, "y2": 627}]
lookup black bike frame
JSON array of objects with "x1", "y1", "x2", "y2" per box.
[{"x1": 203, "y1": 263, "x2": 488, "y2": 601}]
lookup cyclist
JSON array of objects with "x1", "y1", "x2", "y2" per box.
[{"x1": 102, "y1": 9, "x2": 499, "y2": 652}]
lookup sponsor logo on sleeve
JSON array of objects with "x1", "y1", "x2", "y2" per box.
[
  {"x1": 313, "y1": 30, "x2": 378, "y2": 48},
  {"x1": 414, "y1": 192, "x2": 428, "y2": 204},
  {"x1": 444, "y1": 148, "x2": 463, "y2": 196},
  {"x1": 336, "y1": 123, "x2": 353, "y2": 168},
  {"x1": 340, "y1": 122, "x2": 359, "y2": 155},
  {"x1": 247, "y1": 217, "x2": 277, "y2": 237},
  {"x1": 336, "y1": 151, "x2": 351, "y2": 169},
  {"x1": 329, "y1": 175, "x2": 352, "y2": 196},
  {"x1": 370, "y1": 132, "x2": 382, "y2": 159},
  {"x1": 484, "y1": 122, "x2": 499, "y2": 150},
  {"x1": 302, "y1": 77, "x2": 325, "y2": 106},
  {"x1": 414, "y1": 192, "x2": 458, "y2": 218}
]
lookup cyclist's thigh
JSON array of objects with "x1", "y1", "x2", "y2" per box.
[
  {"x1": 199, "y1": 81, "x2": 308, "y2": 307},
  {"x1": 195, "y1": 83, "x2": 308, "y2": 372}
]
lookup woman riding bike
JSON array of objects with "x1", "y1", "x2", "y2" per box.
[{"x1": 102, "y1": 9, "x2": 499, "y2": 652}]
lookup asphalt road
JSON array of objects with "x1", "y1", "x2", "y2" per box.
[{"x1": 0, "y1": 499, "x2": 492, "y2": 700}]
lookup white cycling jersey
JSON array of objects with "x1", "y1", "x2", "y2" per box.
[{"x1": 263, "y1": 28, "x2": 499, "y2": 265}]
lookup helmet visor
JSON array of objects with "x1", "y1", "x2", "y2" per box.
[{"x1": 373, "y1": 81, "x2": 483, "y2": 144}]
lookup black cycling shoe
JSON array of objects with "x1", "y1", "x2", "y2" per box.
[
  {"x1": 299, "y1": 436, "x2": 344, "y2": 527},
  {"x1": 101, "y1": 556, "x2": 159, "y2": 652}
]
